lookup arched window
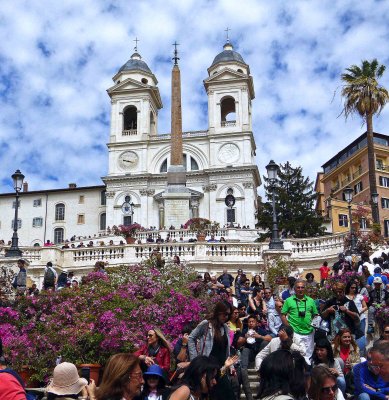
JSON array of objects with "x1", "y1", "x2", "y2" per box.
[
  {"x1": 54, "y1": 227, "x2": 64, "y2": 244},
  {"x1": 220, "y1": 96, "x2": 236, "y2": 126},
  {"x1": 55, "y1": 203, "x2": 65, "y2": 221},
  {"x1": 100, "y1": 213, "x2": 106, "y2": 231},
  {"x1": 150, "y1": 111, "x2": 156, "y2": 135},
  {"x1": 159, "y1": 154, "x2": 199, "y2": 173},
  {"x1": 123, "y1": 106, "x2": 137, "y2": 130}
]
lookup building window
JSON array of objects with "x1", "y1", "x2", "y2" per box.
[
  {"x1": 32, "y1": 217, "x2": 43, "y2": 227},
  {"x1": 12, "y1": 200, "x2": 20, "y2": 209},
  {"x1": 379, "y1": 176, "x2": 389, "y2": 187},
  {"x1": 11, "y1": 219, "x2": 22, "y2": 229},
  {"x1": 160, "y1": 159, "x2": 168, "y2": 173},
  {"x1": 54, "y1": 227, "x2": 64, "y2": 244},
  {"x1": 227, "y1": 208, "x2": 236, "y2": 224},
  {"x1": 33, "y1": 199, "x2": 42, "y2": 207},
  {"x1": 77, "y1": 214, "x2": 85, "y2": 224},
  {"x1": 100, "y1": 213, "x2": 106, "y2": 230},
  {"x1": 79, "y1": 195, "x2": 85, "y2": 204},
  {"x1": 55, "y1": 203, "x2": 65, "y2": 221},
  {"x1": 220, "y1": 96, "x2": 236, "y2": 126},
  {"x1": 338, "y1": 214, "x2": 348, "y2": 227},
  {"x1": 360, "y1": 218, "x2": 367, "y2": 229},
  {"x1": 100, "y1": 190, "x2": 106, "y2": 206},
  {"x1": 159, "y1": 154, "x2": 200, "y2": 173},
  {"x1": 123, "y1": 105, "x2": 137, "y2": 130},
  {"x1": 377, "y1": 158, "x2": 385, "y2": 170},
  {"x1": 382, "y1": 198, "x2": 389, "y2": 209},
  {"x1": 354, "y1": 181, "x2": 363, "y2": 194},
  {"x1": 123, "y1": 216, "x2": 132, "y2": 226}
]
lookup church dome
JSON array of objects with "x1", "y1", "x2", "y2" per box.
[
  {"x1": 211, "y1": 41, "x2": 246, "y2": 67},
  {"x1": 118, "y1": 52, "x2": 152, "y2": 74}
]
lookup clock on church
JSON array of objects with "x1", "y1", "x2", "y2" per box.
[{"x1": 118, "y1": 151, "x2": 139, "y2": 171}]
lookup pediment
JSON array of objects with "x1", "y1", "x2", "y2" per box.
[
  {"x1": 204, "y1": 68, "x2": 246, "y2": 83},
  {"x1": 107, "y1": 78, "x2": 149, "y2": 94}
]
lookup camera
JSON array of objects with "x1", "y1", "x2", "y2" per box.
[{"x1": 298, "y1": 311, "x2": 306, "y2": 317}]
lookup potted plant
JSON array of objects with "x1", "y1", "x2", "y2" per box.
[
  {"x1": 113, "y1": 223, "x2": 144, "y2": 244},
  {"x1": 183, "y1": 218, "x2": 219, "y2": 241}
]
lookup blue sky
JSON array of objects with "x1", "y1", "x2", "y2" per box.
[{"x1": 1, "y1": 0, "x2": 389, "y2": 195}]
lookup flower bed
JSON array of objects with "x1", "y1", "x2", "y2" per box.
[{"x1": 0, "y1": 260, "x2": 217, "y2": 382}]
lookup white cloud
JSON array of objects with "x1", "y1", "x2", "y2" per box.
[{"x1": 0, "y1": 0, "x2": 389, "y2": 197}]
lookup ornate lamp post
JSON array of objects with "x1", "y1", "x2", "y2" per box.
[
  {"x1": 266, "y1": 160, "x2": 284, "y2": 250},
  {"x1": 343, "y1": 186, "x2": 357, "y2": 254},
  {"x1": 5, "y1": 169, "x2": 25, "y2": 257}
]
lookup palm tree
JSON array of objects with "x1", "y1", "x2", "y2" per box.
[{"x1": 341, "y1": 59, "x2": 389, "y2": 224}]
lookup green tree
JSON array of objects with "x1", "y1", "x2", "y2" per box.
[
  {"x1": 257, "y1": 162, "x2": 325, "y2": 238},
  {"x1": 341, "y1": 59, "x2": 389, "y2": 223}
]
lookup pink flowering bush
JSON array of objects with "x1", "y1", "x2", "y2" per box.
[{"x1": 0, "y1": 261, "x2": 216, "y2": 382}]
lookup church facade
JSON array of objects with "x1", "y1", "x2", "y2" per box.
[{"x1": 0, "y1": 41, "x2": 261, "y2": 246}]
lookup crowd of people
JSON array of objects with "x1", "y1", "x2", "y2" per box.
[{"x1": 2, "y1": 251, "x2": 389, "y2": 400}]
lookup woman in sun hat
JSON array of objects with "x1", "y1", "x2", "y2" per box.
[
  {"x1": 141, "y1": 364, "x2": 170, "y2": 400},
  {"x1": 46, "y1": 361, "x2": 95, "y2": 400}
]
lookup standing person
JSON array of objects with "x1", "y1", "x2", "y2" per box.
[
  {"x1": 134, "y1": 328, "x2": 172, "y2": 374},
  {"x1": 217, "y1": 268, "x2": 234, "y2": 289},
  {"x1": 321, "y1": 282, "x2": 361, "y2": 341},
  {"x1": 12, "y1": 259, "x2": 28, "y2": 294},
  {"x1": 320, "y1": 261, "x2": 331, "y2": 286},
  {"x1": 367, "y1": 277, "x2": 389, "y2": 334},
  {"x1": 97, "y1": 353, "x2": 144, "y2": 400},
  {"x1": 234, "y1": 269, "x2": 244, "y2": 300},
  {"x1": 188, "y1": 302, "x2": 236, "y2": 400},
  {"x1": 57, "y1": 269, "x2": 68, "y2": 290},
  {"x1": 240, "y1": 279, "x2": 252, "y2": 308},
  {"x1": 345, "y1": 281, "x2": 367, "y2": 355},
  {"x1": 43, "y1": 262, "x2": 57, "y2": 291},
  {"x1": 281, "y1": 279, "x2": 318, "y2": 362},
  {"x1": 281, "y1": 277, "x2": 296, "y2": 300}
]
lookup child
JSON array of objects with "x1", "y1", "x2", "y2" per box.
[{"x1": 141, "y1": 364, "x2": 170, "y2": 400}]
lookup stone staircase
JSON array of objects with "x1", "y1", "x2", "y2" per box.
[{"x1": 241, "y1": 368, "x2": 259, "y2": 399}]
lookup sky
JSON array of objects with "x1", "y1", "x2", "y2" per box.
[{"x1": 1, "y1": 0, "x2": 389, "y2": 195}]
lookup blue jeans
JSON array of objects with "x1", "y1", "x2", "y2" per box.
[
  {"x1": 356, "y1": 319, "x2": 366, "y2": 357},
  {"x1": 337, "y1": 377, "x2": 346, "y2": 395},
  {"x1": 358, "y1": 393, "x2": 370, "y2": 400}
]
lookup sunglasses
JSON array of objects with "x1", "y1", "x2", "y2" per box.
[
  {"x1": 384, "y1": 330, "x2": 389, "y2": 334},
  {"x1": 321, "y1": 384, "x2": 338, "y2": 394},
  {"x1": 147, "y1": 334, "x2": 155, "y2": 337}
]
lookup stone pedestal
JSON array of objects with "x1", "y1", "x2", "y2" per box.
[{"x1": 162, "y1": 192, "x2": 191, "y2": 229}]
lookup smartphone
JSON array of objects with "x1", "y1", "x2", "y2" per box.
[{"x1": 81, "y1": 367, "x2": 90, "y2": 384}]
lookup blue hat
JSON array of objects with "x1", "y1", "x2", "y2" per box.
[{"x1": 143, "y1": 364, "x2": 166, "y2": 382}]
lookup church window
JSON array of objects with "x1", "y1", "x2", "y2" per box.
[
  {"x1": 190, "y1": 157, "x2": 199, "y2": 171},
  {"x1": 123, "y1": 106, "x2": 137, "y2": 131},
  {"x1": 54, "y1": 227, "x2": 64, "y2": 244},
  {"x1": 220, "y1": 96, "x2": 236, "y2": 126},
  {"x1": 101, "y1": 190, "x2": 106, "y2": 205},
  {"x1": 79, "y1": 195, "x2": 84, "y2": 204},
  {"x1": 150, "y1": 112, "x2": 156, "y2": 135},
  {"x1": 100, "y1": 213, "x2": 106, "y2": 230},
  {"x1": 141, "y1": 78, "x2": 148, "y2": 84},
  {"x1": 227, "y1": 208, "x2": 236, "y2": 224},
  {"x1": 123, "y1": 216, "x2": 132, "y2": 225},
  {"x1": 77, "y1": 214, "x2": 85, "y2": 224},
  {"x1": 160, "y1": 159, "x2": 168, "y2": 173},
  {"x1": 237, "y1": 68, "x2": 243, "y2": 73},
  {"x1": 55, "y1": 203, "x2": 65, "y2": 221},
  {"x1": 212, "y1": 71, "x2": 218, "y2": 75}
]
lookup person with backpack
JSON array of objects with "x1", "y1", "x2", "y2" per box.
[{"x1": 43, "y1": 262, "x2": 57, "y2": 291}]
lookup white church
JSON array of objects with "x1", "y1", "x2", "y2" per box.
[{"x1": 0, "y1": 41, "x2": 261, "y2": 246}]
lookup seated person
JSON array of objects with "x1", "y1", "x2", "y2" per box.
[
  {"x1": 0, "y1": 354, "x2": 27, "y2": 400},
  {"x1": 354, "y1": 346, "x2": 389, "y2": 400}
]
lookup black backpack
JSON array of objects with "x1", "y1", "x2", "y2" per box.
[{"x1": 43, "y1": 267, "x2": 55, "y2": 287}]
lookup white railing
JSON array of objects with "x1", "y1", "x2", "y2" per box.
[
  {"x1": 221, "y1": 121, "x2": 236, "y2": 127},
  {"x1": 289, "y1": 233, "x2": 346, "y2": 256},
  {"x1": 153, "y1": 130, "x2": 208, "y2": 141},
  {"x1": 71, "y1": 246, "x2": 125, "y2": 262},
  {"x1": 122, "y1": 129, "x2": 137, "y2": 136}
]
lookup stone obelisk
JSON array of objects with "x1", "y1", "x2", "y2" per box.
[{"x1": 162, "y1": 42, "x2": 191, "y2": 228}]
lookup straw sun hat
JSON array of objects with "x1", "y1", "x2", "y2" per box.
[{"x1": 47, "y1": 362, "x2": 87, "y2": 396}]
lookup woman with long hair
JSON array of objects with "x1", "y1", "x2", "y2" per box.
[
  {"x1": 134, "y1": 328, "x2": 172, "y2": 374},
  {"x1": 97, "y1": 353, "x2": 144, "y2": 400},
  {"x1": 248, "y1": 288, "x2": 267, "y2": 317},
  {"x1": 308, "y1": 366, "x2": 340, "y2": 400},
  {"x1": 141, "y1": 364, "x2": 170, "y2": 400},
  {"x1": 345, "y1": 280, "x2": 367, "y2": 355},
  {"x1": 256, "y1": 349, "x2": 308, "y2": 400},
  {"x1": 168, "y1": 355, "x2": 219, "y2": 400},
  {"x1": 311, "y1": 339, "x2": 346, "y2": 395},
  {"x1": 227, "y1": 306, "x2": 243, "y2": 344},
  {"x1": 332, "y1": 328, "x2": 360, "y2": 375},
  {"x1": 251, "y1": 275, "x2": 263, "y2": 289}
]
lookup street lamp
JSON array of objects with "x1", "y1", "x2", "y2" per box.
[
  {"x1": 5, "y1": 169, "x2": 25, "y2": 257},
  {"x1": 265, "y1": 160, "x2": 284, "y2": 249},
  {"x1": 343, "y1": 186, "x2": 357, "y2": 254}
]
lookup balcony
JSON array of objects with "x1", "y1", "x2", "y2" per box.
[
  {"x1": 122, "y1": 129, "x2": 137, "y2": 136},
  {"x1": 221, "y1": 121, "x2": 236, "y2": 127}
]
